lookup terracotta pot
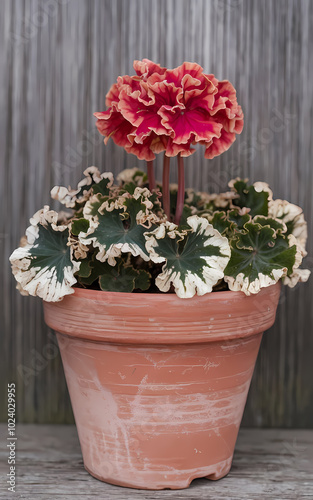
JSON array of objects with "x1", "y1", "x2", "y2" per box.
[{"x1": 43, "y1": 282, "x2": 281, "y2": 490}]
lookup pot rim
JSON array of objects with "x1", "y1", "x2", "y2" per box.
[
  {"x1": 68, "y1": 282, "x2": 279, "y2": 303},
  {"x1": 44, "y1": 283, "x2": 281, "y2": 344}
]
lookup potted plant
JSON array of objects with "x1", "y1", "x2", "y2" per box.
[{"x1": 10, "y1": 59, "x2": 310, "y2": 490}]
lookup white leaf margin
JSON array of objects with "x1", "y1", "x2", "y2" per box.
[
  {"x1": 268, "y1": 199, "x2": 308, "y2": 254},
  {"x1": 9, "y1": 206, "x2": 80, "y2": 302},
  {"x1": 224, "y1": 233, "x2": 304, "y2": 295},
  {"x1": 145, "y1": 215, "x2": 231, "y2": 298},
  {"x1": 227, "y1": 178, "x2": 273, "y2": 215},
  {"x1": 79, "y1": 188, "x2": 157, "y2": 265},
  {"x1": 116, "y1": 167, "x2": 147, "y2": 186},
  {"x1": 253, "y1": 181, "x2": 273, "y2": 201},
  {"x1": 252, "y1": 215, "x2": 288, "y2": 234},
  {"x1": 51, "y1": 167, "x2": 114, "y2": 208},
  {"x1": 283, "y1": 268, "x2": 311, "y2": 288},
  {"x1": 184, "y1": 187, "x2": 238, "y2": 210},
  {"x1": 228, "y1": 178, "x2": 273, "y2": 201},
  {"x1": 283, "y1": 232, "x2": 311, "y2": 288}
]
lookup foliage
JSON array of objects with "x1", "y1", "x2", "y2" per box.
[{"x1": 10, "y1": 167, "x2": 310, "y2": 301}]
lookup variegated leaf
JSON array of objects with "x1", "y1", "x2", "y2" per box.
[
  {"x1": 51, "y1": 167, "x2": 113, "y2": 208},
  {"x1": 9, "y1": 206, "x2": 80, "y2": 301},
  {"x1": 268, "y1": 199, "x2": 308, "y2": 254},
  {"x1": 79, "y1": 188, "x2": 159, "y2": 264},
  {"x1": 229, "y1": 179, "x2": 270, "y2": 216},
  {"x1": 224, "y1": 222, "x2": 300, "y2": 295},
  {"x1": 145, "y1": 215, "x2": 231, "y2": 298}
]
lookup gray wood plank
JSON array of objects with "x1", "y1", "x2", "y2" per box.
[
  {"x1": 1, "y1": 0, "x2": 312, "y2": 426},
  {"x1": 0, "y1": 425, "x2": 312, "y2": 499}
]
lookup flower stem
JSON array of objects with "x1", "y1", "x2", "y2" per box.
[
  {"x1": 162, "y1": 154, "x2": 171, "y2": 220},
  {"x1": 175, "y1": 153, "x2": 185, "y2": 225},
  {"x1": 146, "y1": 161, "x2": 156, "y2": 191}
]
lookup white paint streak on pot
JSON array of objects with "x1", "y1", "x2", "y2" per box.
[{"x1": 43, "y1": 283, "x2": 281, "y2": 490}]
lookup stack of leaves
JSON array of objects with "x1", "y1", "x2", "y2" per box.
[{"x1": 10, "y1": 167, "x2": 310, "y2": 302}]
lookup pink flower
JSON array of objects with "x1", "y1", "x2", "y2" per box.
[
  {"x1": 133, "y1": 58, "x2": 167, "y2": 80},
  {"x1": 95, "y1": 59, "x2": 244, "y2": 161}
]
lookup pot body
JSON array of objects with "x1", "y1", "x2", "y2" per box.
[{"x1": 44, "y1": 283, "x2": 281, "y2": 490}]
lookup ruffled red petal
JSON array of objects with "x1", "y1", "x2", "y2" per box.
[
  {"x1": 94, "y1": 108, "x2": 134, "y2": 148},
  {"x1": 118, "y1": 81, "x2": 184, "y2": 141},
  {"x1": 204, "y1": 129, "x2": 236, "y2": 159},
  {"x1": 95, "y1": 60, "x2": 244, "y2": 160},
  {"x1": 125, "y1": 132, "x2": 166, "y2": 161},
  {"x1": 166, "y1": 62, "x2": 205, "y2": 87},
  {"x1": 165, "y1": 138, "x2": 196, "y2": 157},
  {"x1": 133, "y1": 59, "x2": 167, "y2": 79},
  {"x1": 159, "y1": 106, "x2": 222, "y2": 144}
]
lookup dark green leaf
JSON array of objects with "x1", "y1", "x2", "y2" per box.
[
  {"x1": 71, "y1": 218, "x2": 90, "y2": 236},
  {"x1": 98, "y1": 260, "x2": 151, "y2": 292},
  {"x1": 179, "y1": 205, "x2": 193, "y2": 227},
  {"x1": 83, "y1": 195, "x2": 157, "y2": 261},
  {"x1": 10, "y1": 215, "x2": 80, "y2": 302},
  {"x1": 75, "y1": 258, "x2": 92, "y2": 278},
  {"x1": 224, "y1": 222, "x2": 297, "y2": 291},
  {"x1": 228, "y1": 210, "x2": 251, "y2": 230},
  {"x1": 232, "y1": 180, "x2": 269, "y2": 217},
  {"x1": 84, "y1": 194, "x2": 107, "y2": 217},
  {"x1": 253, "y1": 216, "x2": 286, "y2": 233},
  {"x1": 210, "y1": 211, "x2": 234, "y2": 235},
  {"x1": 28, "y1": 225, "x2": 73, "y2": 284},
  {"x1": 92, "y1": 177, "x2": 113, "y2": 196},
  {"x1": 146, "y1": 217, "x2": 230, "y2": 298}
]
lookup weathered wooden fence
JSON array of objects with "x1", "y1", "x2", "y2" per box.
[{"x1": 1, "y1": 0, "x2": 312, "y2": 426}]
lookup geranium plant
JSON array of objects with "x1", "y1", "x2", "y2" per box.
[{"x1": 10, "y1": 59, "x2": 310, "y2": 300}]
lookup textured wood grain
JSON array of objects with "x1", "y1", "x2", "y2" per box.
[
  {"x1": 0, "y1": 425, "x2": 312, "y2": 498},
  {"x1": 0, "y1": 0, "x2": 312, "y2": 426}
]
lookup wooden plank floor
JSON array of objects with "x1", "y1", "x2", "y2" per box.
[{"x1": 0, "y1": 425, "x2": 312, "y2": 499}]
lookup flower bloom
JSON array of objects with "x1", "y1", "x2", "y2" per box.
[{"x1": 95, "y1": 59, "x2": 244, "y2": 161}]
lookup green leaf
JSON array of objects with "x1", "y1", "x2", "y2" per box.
[
  {"x1": 231, "y1": 180, "x2": 269, "y2": 216},
  {"x1": 134, "y1": 268, "x2": 151, "y2": 291},
  {"x1": 228, "y1": 210, "x2": 251, "y2": 230},
  {"x1": 51, "y1": 168, "x2": 114, "y2": 209},
  {"x1": 75, "y1": 258, "x2": 92, "y2": 278},
  {"x1": 210, "y1": 211, "x2": 234, "y2": 235},
  {"x1": 168, "y1": 186, "x2": 178, "y2": 217},
  {"x1": 168, "y1": 188, "x2": 200, "y2": 218},
  {"x1": 80, "y1": 190, "x2": 158, "y2": 264},
  {"x1": 79, "y1": 256, "x2": 151, "y2": 292},
  {"x1": 92, "y1": 176, "x2": 114, "y2": 196},
  {"x1": 122, "y1": 182, "x2": 137, "y2": 195},
  {"x1": 145, "y1": 216, "x2": 231, "y2": 298},
  {"x1": 268, "y1": 199, "x2": 308, "y2": 252},
  {"x1": 224, "y1": 222, "x2": 297, "y2": 294},
  {"x1": 27, "y1": 225, "x2": 72, "y2": 283},
  {"x1": 91, "y1": 209, "x2": 149, "y2": 261},
  {"x1": 71, "y1": 218, "x2": 90, "y2": 236},
  {"x1": 83, "y1": 194, "x2": 108, "y2": 217},
  {"x1": 9, "y1": 208, "x2": 79, "y2": 301},
  {"x1": 117, "y1": 168, "x2": 148, "y2": 189},
  {"x1": 179, "y1": 205, "x2": 193, "y2": 227},
  {"x1": 253, "y1": 216, "x2": 287, "y2": 234},
  {"x1": 79, "y1": 257, "x2": 105, "y2": 285},
  {"x1": 99, "y1": 263, "x2": 151, "y2": 293},
  {"x1": 184, "y1": 189, "x2": 204, "y2": 209}
]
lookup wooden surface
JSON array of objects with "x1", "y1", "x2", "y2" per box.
[
  {"x1": 0, "y1": 425, "x2": 312, "y2": 499},
  {"x1": 1, "y1": 0, "x2": 313, "y2": 426}
]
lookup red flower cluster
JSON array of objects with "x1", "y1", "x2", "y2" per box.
[{"x1": 95, "y1": 59, "x2": 244, "y2": 161}]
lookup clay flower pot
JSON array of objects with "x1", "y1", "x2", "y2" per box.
[{"x1": 43, "y1": 282, "x2": 281, "y2": 490}]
